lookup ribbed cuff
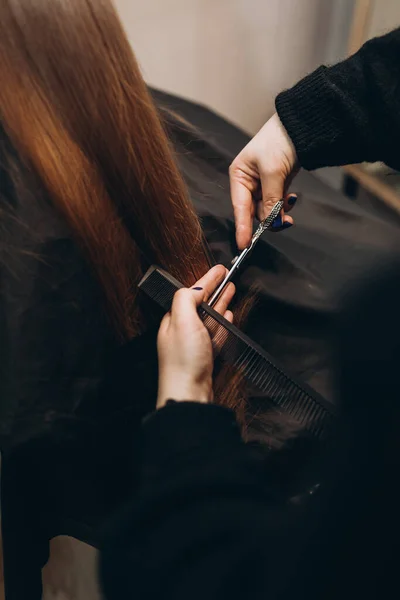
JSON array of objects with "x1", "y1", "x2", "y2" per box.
[
  {"x1": 276, "y1": 66, "x2": 344, "y2": 170},
  {"x1": 140, "y1": 401, "x2": 242, "y2": 483},
  {"x1": 276, "y1": 60, "x2": 373, "y2": 171}
]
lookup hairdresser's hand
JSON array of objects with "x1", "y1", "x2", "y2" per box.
[
  {"x1": 157, "y1": 265, "x2": 235, "y2": 409},
  {"x1": 230, "y1": 113, "x2": 299, "y2": 249}
]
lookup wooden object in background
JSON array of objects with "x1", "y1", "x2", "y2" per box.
[
  {"x1": 347, "y1": 0, "x2": 373, "y2": 56},
  {"x1": 344, "y1": 164, "x2": 400, "y2": 216},
  {"x1": 343, "y1": 0, "x2": 400, "y2": 210},
  {"x1": 347, "y1": 0, "x2": 373, "y2": 55}
]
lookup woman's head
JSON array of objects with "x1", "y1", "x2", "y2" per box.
[{"x1": 0, "y1": 0, "x2": 209, "y2": 339}]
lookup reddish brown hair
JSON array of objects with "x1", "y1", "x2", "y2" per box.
[
  {"x1": 0, "y1": 0, "x2": 254, "y2": 417},
  {"x1": 0, "y1": 1, "x2": 301, "y2": 445},
  {"x1": 0, "y1": 0, "x2": 213, "y2": 338}
]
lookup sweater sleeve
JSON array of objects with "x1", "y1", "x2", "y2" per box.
[
  {"x1": 99, "y1": 401, "x2": 292, "y2": 600},
  {"x1": 276, "y1": 28, "x2": 400, "y2": 171}
]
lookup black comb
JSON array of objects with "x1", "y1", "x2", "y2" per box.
[{"x1": 139, "y1": 266, "x2": 335, "y2": 438}]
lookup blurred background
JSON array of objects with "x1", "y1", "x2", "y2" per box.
[
  {"x1": 114, "y1": 0, "x2": 400, "y2": 213},
  {"x1": 114, "y1": 0, "x2": 396, "y2": 134}
]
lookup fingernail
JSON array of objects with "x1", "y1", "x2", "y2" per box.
[
  {"x1": 192, "y1": 287, "x2": 203, "y2": 290},
  {"x1": 282, "y1": 222, "x2": 293, "y2": 229},
  {"x1": 272, "y1": 215, "x2": 282, "y2": 229},
  {"x1": 288, "y1": 195, "x2": 297, "y2": 206}
]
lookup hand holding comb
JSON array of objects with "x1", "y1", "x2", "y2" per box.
[{"x1": 138, "y1": 264, "x2": 335, "y2": 440}]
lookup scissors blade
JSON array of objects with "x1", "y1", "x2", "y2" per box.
[{"x1": 208, "y1": 199, "x2": 284, "y2": 307}]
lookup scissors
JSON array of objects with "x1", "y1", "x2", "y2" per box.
[{"x1": 208, "y1": 199, "x2": 284, "y2": 307}]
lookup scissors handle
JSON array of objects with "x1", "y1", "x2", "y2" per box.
[{"x1": 208, "y1": 200, "x2": 284, "y2": 307}]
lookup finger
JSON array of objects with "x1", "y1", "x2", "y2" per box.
[
  {"x1": 170, "y1": 287, "x2": 202, "y2": 326},
  {"x1": 282, "y1": 166, "x2": 300, "y2": 198},
  {"x1": 191, "y1": 264, "x2": 228, "y2": 303},
  {"x1": 230, "y1": 172, "x2": 255, "y2": 250},
  {"x1": 158, "y1": 312, "x2": 171, "y2": 333},
  {"x1": 269, "y1": 210, "x2": 294, "y2": 232},
  {"x1": 193, "y1": 278, "x2": 234, "y2": 345},
  {"x1": 283, "y1": 193, "x2": 298, "y2": 214},
  {"x1": 170, "y1": 264, "x2": 230, "y2": 328},
  {"x1": 157, "y1": 312, "x2": 171, "y2": 345},
  {"x1": 212, "y1": 282, "x2": 235, "y2": 316},
  {"x1": 210, "y1": 307, "x2": 235, "y2": 354},
  {"x1": 263, "y1": 191, "x2": 297, "y2": 231},
  {"x1": 257, "y1": 171, "x2": 285, "y2": 222},
  {"x1": 224, "y1": 310, "x2": 234, "y2": 323}
]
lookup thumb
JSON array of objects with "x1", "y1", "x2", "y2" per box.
[
  {"x1": 258, "y1": 171, "x2": 285, "y2": 221},
  {"x1": 170, "y1": 287, "x2": 203, "y2": 327}
]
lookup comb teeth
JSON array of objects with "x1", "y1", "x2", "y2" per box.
[
  {"x1": 138, "y1": 266, "x2": 182, "y2": 310},
  {"x1": 139, "y1": 266, "x2": 335, "y2": 439}
]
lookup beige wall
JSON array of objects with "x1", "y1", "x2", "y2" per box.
[
  {"x1": 367, "y1": 0, "x2": 400, "y2": 38},
  {"x1": 114, "y1": 0, "x2": 348, "y2": 133}
]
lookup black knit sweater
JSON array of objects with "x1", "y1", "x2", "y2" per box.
[{"x1": 276, "y1": 27, "x2": 400, "y2": 171}]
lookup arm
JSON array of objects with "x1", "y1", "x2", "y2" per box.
[
  {"x1": 230, "y1": 27, "x2": 400, "y2": 249},
  {"x1": 100, "y1": 402, "x2": 289, "y2": 600},
  {"x1": 100, "y1": 266, "x2": 291, "y2": 599},
  {"x1": 276, "y1": 28, "x2": 400, "y2": 170}
]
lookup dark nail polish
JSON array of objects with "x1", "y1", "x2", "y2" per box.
[
  {"x1": 282, "y1": 222, "x2": 293, "y2": 229},
  {"x1": 288, "y1": 195, "x2": 297, "y2": 206},
  {"x1": 192, "y1": 287, "x2": 203, "y2": 290},
  {"x1": 272, "y1": 215, "x2": 282, "y2": 229}
]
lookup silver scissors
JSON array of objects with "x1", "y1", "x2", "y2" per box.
[{"x1": 208, "y1": 199, "x2": 284, "y2": 307}]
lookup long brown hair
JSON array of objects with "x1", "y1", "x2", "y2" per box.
[
  {"x1": 0, "y1": 0, "x2": 302, "y2": 445},
  {"x1": 0, "y1": 0, "x2": 254, "y2": 416},
  {"x1": 0, "y1": 0, "x2": 213, "y2": 338}
]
